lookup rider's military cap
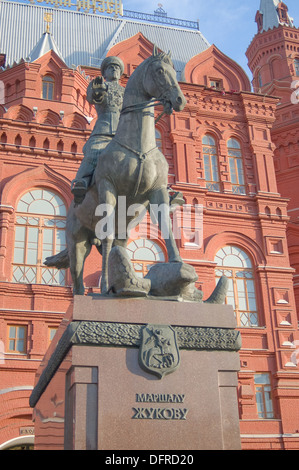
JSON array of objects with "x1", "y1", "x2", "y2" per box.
[{"x1": 101, "y1": 56, "x2": 124, "y2": 77}]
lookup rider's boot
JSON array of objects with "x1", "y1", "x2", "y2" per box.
[{"x1": 71, "y1": 179, "x2": 88, "y2": 205}]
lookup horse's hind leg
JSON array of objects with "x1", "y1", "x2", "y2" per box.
[
  {"x1": 148, "y1": 188, "x2": 182, "y2": 263},
  {"x1": 68, "y1": 229, "x2": 92, "y2": 295}
]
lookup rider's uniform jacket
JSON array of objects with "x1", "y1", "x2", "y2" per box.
[
  {"x1": 87, "y1": 79, "x2": 125, "y2": 138},
  {"x1": 75, "y1": 78, "x2": 125, "y2": 182}
]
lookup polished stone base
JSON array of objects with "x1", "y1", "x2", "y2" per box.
[{"x1": 30, "y1": 295, "x2": 241, "y2": 450}]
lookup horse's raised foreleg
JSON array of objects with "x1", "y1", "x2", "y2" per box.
[{"x1": 148, "y1": 188, "x2": 182, "y2": 263}]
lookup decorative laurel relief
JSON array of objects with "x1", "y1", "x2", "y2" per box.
[
  {"x1": 75, "y1": 321, "x2": 141, "y2": 347},
  {"x1": 175, "y1": 326, "x2": 241, "y2": 351},
  {"x1": 74, "y1": 321, "x2": 241, "y2": 351}
]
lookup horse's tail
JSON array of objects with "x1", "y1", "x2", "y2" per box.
[
  {"x1": 44, "y1": 248, "x2": 70, "y2": 269},
  {"x1": 204, "y1": 276, "x2": 228, "y2": 304}
]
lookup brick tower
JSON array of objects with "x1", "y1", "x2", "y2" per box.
[{"x1": 247, "y1": 1, "x2": 299, "y2": 312}]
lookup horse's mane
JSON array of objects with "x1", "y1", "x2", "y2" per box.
[
  {"x1": 126, "y1": 51, "x2": 174, "y2": 85},
  {"x1": 141, "y1": 51, "x2": 174, "y2": 70},
  {"x1": 148, "y1": 51, "x2": 174, "y2": 68}
]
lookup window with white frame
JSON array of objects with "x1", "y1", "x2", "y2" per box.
[
  {"x1": 227, "y1": 138, "x2": 246, "y2": 195},
  {"x1": 13, "y1": 189, "x2": 67, "y2": 285},
  {"x1": 202, "y1": 135, "x2": 220, "y2": 192},
  {"x1": 42, "y1": 75, "x2": 54, "y2": 100},
  {"x1": 126, "y1": 238, "x2": 165, "y2": 278},
  {"x1": 254, "y1": 373, "x2": 274, "y2": 419},
  {"x1": 48, "y1": 327, "x2": 58, "y2": 344},
  {"x1": 7, "y1": 325, "x2": 27, "y2": 354},
  {"x1": 215, "y1": 246, "x2": 259, "y2": 327}
]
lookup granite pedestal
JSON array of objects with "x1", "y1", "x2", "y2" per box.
[{"x1": 30, "y1": 295, "x2": 241, "y2": 450}]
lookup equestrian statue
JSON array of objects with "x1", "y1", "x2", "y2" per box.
[{"x1": 45, "y1": 47, "x2": 228, "y2": 303}]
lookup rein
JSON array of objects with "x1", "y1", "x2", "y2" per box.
[
  {"x1": 120, "y1": 55, "x2": 177, "y2": 123},
  {"x1": 120, "y1": 99, "x2": 167, "y2": 123},
  {"x1": 115, "y1": 58, "x2": 176, "y2": 195}
]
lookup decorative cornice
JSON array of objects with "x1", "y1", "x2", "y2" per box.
[{"x1": 0, "y1": 204, "x2": 14, "y2": 214}]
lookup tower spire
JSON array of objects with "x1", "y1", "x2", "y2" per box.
[
  {"x1": 255, "y1": 0, "x2": 294, "y2": 33},
  {"x1": 28, "y1": 13, "x2": 64, "y2": 63}
]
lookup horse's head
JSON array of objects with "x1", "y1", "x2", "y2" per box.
[{"x1": 143, "y1": 46, "x2": 186, "y2": 115}]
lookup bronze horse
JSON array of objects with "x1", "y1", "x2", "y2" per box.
[{"x1": 46, "y1": 48, "x2": 187, "y2": 294}]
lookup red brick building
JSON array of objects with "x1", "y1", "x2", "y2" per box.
[
  {"x1": 247, "y1": 1, "x2": 299, "y2": 315},
  {"x1": 0, "y1": 0, "x2": 299, "y2": 450}
]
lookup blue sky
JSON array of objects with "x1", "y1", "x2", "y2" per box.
[
  {"x1": 10, "y1": 0, "x2": 299, "y2": 80},
  {"x1": 123, "y1": 0, "x2": 299, "y2": 77}
]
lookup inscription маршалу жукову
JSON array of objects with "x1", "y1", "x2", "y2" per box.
[{"x1": 132, "y1": 393, "x2": 188, "y2": 420}]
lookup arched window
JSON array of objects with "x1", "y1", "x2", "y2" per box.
[
  {"x1": 29, "y1": 136, "x2": 36, "y2": 149},
  {"x1": 15, "y1": 134, "x2": 22, "y2": 146},
  {"x1": 5, "y1": 83, "x2": 11, "y2": 101},
  {"x1": 42, "y1": 75, "x2": 54, "y2": 100},
  {"x1": 256, "y1": 12, "x2": 263, "y2": 33},
  {"x1": 155, "y1": 129, "x2": 163, "y2": 152},
  {"x1": 202, "y1": 135, "x2": 220, "y2": 192},
  {"x1": 294, "y1": 58, "x2": 299, "y2": 77},
  {"x1": 71, "y1": 142, "x2": 77, "y2": 154},
  {"x1": 257, "y1": 70, "x2": 263, "y2": 88},
  {"x1": 43, "y1": 138, "x2": 50, "y2": 150},
  {"x1": 57, "y1": 140, "x2": 64, "y2": 152},
  {"x1": 215, "y1": 245, "x2": 259, "y2": 327},
  {"x1": 0, "y1": 132, "x2": 7, "y2": 144},
  {"x1": 13, "y1": 189, "x2": 67, "y2": 285},
  {"x1": 277, "y1": 2, "x2": 289, "y2": 23},
  {"x1": 126, "y1": 238, "x2": 165, "y2": 278},
  {"x1": 15, "y1": 79, "x2": 20, "y2": 95},
  {"x1": 227, "y1": 138, "x2": 246, "y2": 195}
]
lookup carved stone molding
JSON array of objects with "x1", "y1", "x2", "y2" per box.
[
  {"x1": 30, "y1": 320, "x2": 241, "y2": 407},
  {"x1": 74, "y1": 321, "x2": 141, "y2": 347},
  {"x1": 74, "y1": 321, "x2": 241, "y2": 351}
]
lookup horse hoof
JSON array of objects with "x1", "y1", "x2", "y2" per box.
[{"x1": 108, "y1": 246, "x2": 151, "y2": 297}]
